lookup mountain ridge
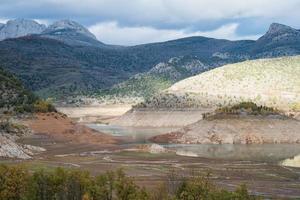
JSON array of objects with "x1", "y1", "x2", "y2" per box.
[
  {"x1": 0, "y1": 19, "x2": 46, "y2": 41},
  {"x1": 1, "y1": 21, "x2": 300, "y2": 99}
]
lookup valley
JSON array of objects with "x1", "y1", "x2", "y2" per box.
[{"x1": 1, "y1": 18, "x2": 300, "y2": 199}]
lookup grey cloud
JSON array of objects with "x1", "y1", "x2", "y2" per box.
[{"x1": 0, "y1": 0, "x2": 300, "y2": 44}]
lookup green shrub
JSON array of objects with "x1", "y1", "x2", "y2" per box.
[
  {"x1": 215, "y1": 102, "x2": 280, "y2": 116},
  {"x1": 33, "y1": 100, "x2": 56, "y2": 113},
  {"x1": 0, "y1": 165, "x2": 259, "y2": 200},
  {"x1": 0, "y1": 165, "x2": 30, "y2": 200}
]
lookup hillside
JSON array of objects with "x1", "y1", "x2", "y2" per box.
[
  {"x1": 0, "y1": 67, "x2": 38, "y2": 113},
  {"x1": 96, "y1": 56, "x2": 212, "y2": 102},
  {"x1": 150, "y1": 103, "x2": 300, "y2": 144},
  {"x1": 1, "y1": 22, "x2": 300, "y2": 99},
  {"x1": 0, "y1": 67, "x2": 116, "y2": 159},
  {"x1": 137, "y1": 56, "x2": 300, "y2": 111},
  {"x1": 151, "y1": 114, "x2": 300, "y2": 144},
  {"x1": 0, "y1": 66, "x2": 57, "y2": 114}
]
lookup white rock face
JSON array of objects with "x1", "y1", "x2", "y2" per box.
[
  {"x1": 0, "y1": 135, "x2": 31, "y2": 159},
  {"x1": 0, "y1": 19, "x2": 46, "y2": 40},
  {"x1": 267, "y1": 23, "x2": 294, "y2": 35},
  {"x1": 148, "y1": 144, "x2": 167, "y2": 154},
  {"x1": 281, "y1": 154, "x2": 300, "y2": 168},
  {"x1": 44, "y1": 20, "x2": 96, "y2": 39},
  {"x1": 148, "y1": 56, "x2": 206, "y2": 80}
]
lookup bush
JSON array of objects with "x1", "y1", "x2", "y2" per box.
[
  {"x1": 0, "y1": 165, "x2": 30, "y2": 200},
  {"x1": 0, "y1": 165, "x2": 259, "y2": 200},
  {"x1": 215, "y1": 102, "x2": 280, "y2": 116},
  {"x1": 33, "y1": 100, "x2": 56, "y2": 113},
  {"x1": 164, "y1": 172, "x2": 260, "y2": 200}
]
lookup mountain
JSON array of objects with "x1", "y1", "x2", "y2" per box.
[
  {"x1": 99, "y1": 23, "x2": 300, "y2": 102},
  {"x1": 41, "y1": 20, "x2": 106, "y2": 47},
  {"x1": 0, "y1": 21, "x2": 300, "y2": 100},
  {"x1": 136, "y1": 56, "x2": 300, "y2": 111},
  {"x1": 97, "y1": 56, "x2": 212, "y2": 101},
  {"x1": 251, "y1": 23, "x2": 300, "y2": 57},
  {"x1": 0, "y1": 19, "x2": 46, "y2": 41}
]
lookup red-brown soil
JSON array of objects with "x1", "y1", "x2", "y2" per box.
[{"x1": 26, "y1": 112, "x2": 118, "y2": 145}]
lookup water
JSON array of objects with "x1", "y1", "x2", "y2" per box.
[
  {"x1": 86, "y1": 123, "x2": 177, "y2": 143},
  {"x1": 165, "y1": 144, "x2": 300, "y2": 162},
  {"x1": 87, "y1": 123, "x2": 300, "y2": 164}
]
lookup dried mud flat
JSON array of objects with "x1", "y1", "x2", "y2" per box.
[
  {"x1": 5, "y1": 134, "x2": 300, "y2": 199},
  {"x1": 2, "y1": 109, "x2": 300, "y2": 198},
  {"x1": 3, "y1": 128, "x2": 300, "y2": 199},
  {"x1": 111, "y1": 109, "x2": 213, "y2": 127}
]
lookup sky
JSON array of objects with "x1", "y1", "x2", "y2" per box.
[{"x1": 0, "y1": 0, "x2": 300, "y2": 45}]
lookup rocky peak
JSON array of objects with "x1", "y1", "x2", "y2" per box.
[
  {"x1": 0, "y1": 19, "x2": 46, "y2": 40},
  {"x1": 148, "y1": 56, "x2": 206, "y2": 81},
  {"x1": 44, "y1": 19, "x2": 96, "y2": 39},
  {"x1": 267, "y1": 23, "x2": 295, "y2": 35},
  {"x1": 256, "y1": 22, "x2": 300, "y2": 46}
]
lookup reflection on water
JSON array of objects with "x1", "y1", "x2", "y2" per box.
[
  {"x1": 164, "y1": 144, "x2": 300, "y2": 162},
  {"x1": 86, "y1": 123, "x2": 178, "y2": 143},
  {"x1": 87, "y1": 124, "x2": 300, "y2": 163}
]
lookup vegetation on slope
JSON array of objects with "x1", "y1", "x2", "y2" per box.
[
  {"x1": 138, "y1": 56, "x2": 300, "y2": 111},
  {"x1": 2, "y1": 22, "x2": 300, "y2": 99},
  {"x1": 0, "y1": 165, "x2": 258, "y2": 200},
  {"x1": 94, "y1": 56, "x2": 212, "y2": 103},
  {"x1": 0, "y1": 67, "x2": 55, "y2": 114},
  {"x1": 202, "y1": 102, "x2": 282, "y2": 120},
  {"x1": 95, "y1": 75, "x2": 173, "y2": 103},
  {"x1": 215, "y1": 102, "x2": 280, "y2": 115}
]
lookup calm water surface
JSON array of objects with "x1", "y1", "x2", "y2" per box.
[{"x1": 87, "y1": 123, "x2": 300, "y2": 164}]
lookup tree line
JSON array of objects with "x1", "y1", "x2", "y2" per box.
[{"x1": 0, "y1": 165, "x2": 260, "y2": 200}]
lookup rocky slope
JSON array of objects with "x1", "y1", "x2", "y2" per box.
[
  {"x1": 97, "y1": 56, "x2": 211, "y2": 101},
  {"x1": 0, "y1": 67, "x2": 117, "y2": 159},
  {"x1": 151, "y1": 113, "x2": 300, "y2": 144},
  {"x1": 0, "y1": 68, "x2": 47, "y2": 159},
  {"x1": 150, "y1": 103, "x2": 300, "y2": 144},
  {"x1": 0, "y1": 118, "x2": 46, "y2": 159},
  {"x1": 0, "y1": 19, "x2": 46, "y2": 41},
  {"x1": 41, "y1": 19, "x2": 106, "y2": 47},
  {"x1": 1, "y1": 22, "x2": 300, "y2": 99}
]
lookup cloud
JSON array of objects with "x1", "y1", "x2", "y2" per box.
[
  {"x1": 1, "y1": 0, "x2": 300, "y2": 28},
  {"x1": 89, "y1": 22, "x2": 260, "y2": 45},
  {"x1": 0, "y1": 0, "x2": 299, "y2": 44},
  {"x1": 0, "y1": 18, "x2": 9, "y2": 24}
]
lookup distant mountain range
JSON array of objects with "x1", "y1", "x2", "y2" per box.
[{"x1": 0, "y1": 19, "x2": 300, "y2": 100}]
